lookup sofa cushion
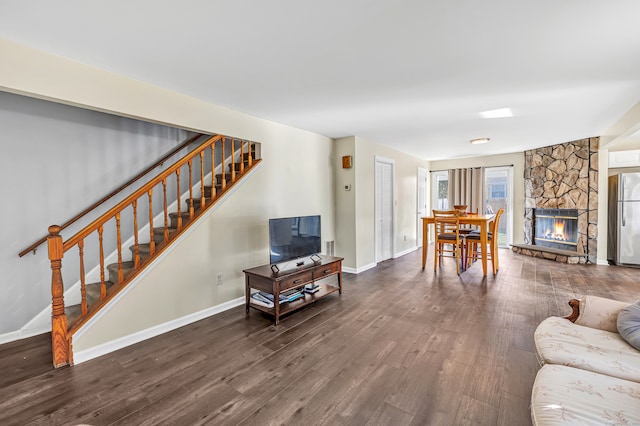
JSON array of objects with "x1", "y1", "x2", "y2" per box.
[
  {"x1": 531, "y1": 364, "x2": 640, "y2": 426},
  {"x1": 574, "y1": 295, "x2": 629, "y2": 332},
  {"x1": 618, "y1": 300, "x2": 640, "y2": 351},
  {"x1": 534, "y1": 316, "x2": 640, "y2": 383}
]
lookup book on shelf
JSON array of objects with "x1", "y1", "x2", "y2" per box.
[
  {"x1": 280, "y1": 288, "x2": 305, "y2": 302},
  {"x1": 286, "y1": 292, "x2": 305, "y2": 302},
  {"x1": 257, "y1": 291, "x2": 288, "y2": 303},
  {"x1": 250, "y1": 293, "x2": 274, "y2": 308}
]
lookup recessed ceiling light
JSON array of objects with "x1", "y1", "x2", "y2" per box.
[
  {"x1": 480, "y1": 108, "x2": 513, "y2": 119},
  {"x1": 470, "y1": 138, "x2": 490, "y2": 145}
]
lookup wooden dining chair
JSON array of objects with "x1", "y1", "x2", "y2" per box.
[
  {"x1": 465, "y1": 208, "x2": 504, "y2": 274},
  {"x1": 433, "y1": 209, "x2": 464, "y2": 275}
]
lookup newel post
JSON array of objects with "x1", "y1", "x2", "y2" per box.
[{"x1": 48, "y1": 225, "x2": 69, "y2": 367}]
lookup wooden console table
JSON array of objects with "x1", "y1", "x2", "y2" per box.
[{"x1": 243, "y1": 255, "x2": 343, "y2": 325}]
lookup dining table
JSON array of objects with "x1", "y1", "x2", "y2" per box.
[{"x1": 421, "y1": 214, "x2": 496, "y2": 276}]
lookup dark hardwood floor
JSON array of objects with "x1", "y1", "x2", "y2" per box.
[{"x1": 2, "y1": 248, "x2": 640, "y2": 426}]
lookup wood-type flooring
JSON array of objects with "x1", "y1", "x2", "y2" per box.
[{"x1": 2, "y1": 248, "x2": 640, "y2": 425}]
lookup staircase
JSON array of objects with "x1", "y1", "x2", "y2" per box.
[{"x1": 47, "y1": 135, "x2": 260, "y2": 367}]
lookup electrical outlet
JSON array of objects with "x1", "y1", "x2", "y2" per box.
[{"x1": 216, "y1": 273, "x2": 223, "y2": 286}]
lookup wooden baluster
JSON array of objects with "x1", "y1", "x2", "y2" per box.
[
  {"x1": 133, "y1": 200, "x2": 140, "y2": 268},
  {"x1": 188, "y1": 160, "x2": 194, "y2": 219},
  {"x1": 48, "y1": 225, "x2": 69, "y2": 368},
  {"x1": 248, "y1": 141, "x2": 253, "y2": 166},
  {"x1": 162, "y1": 178, "x2": 169, "y2": 243},
  {"x1": 240, "y1": 139, "x2": 245, "y2": 174},
  {"x1": 79, "y1": 239, "x2": 87, "y2": 316},
  {"x1": 200, "y1": 151, "x2": 206, "y2": 210},
  {"x1": 221, "y1": 137, "x2": 227, "y2": 190},
  {"x1": 231, "y1": 138, "x2": 236, "y2": 182},
  {"x1": 98, "y1": 225, "x2": 106, "y2": 298},
  {"x1": 211, "y1": 143, "x2": 216, "y2": 199},
  {"x1": 175, "y1": 170, "x2": 182, "y2": 230},
  {"x1": 116, "y1": 212, "x2": 123, "y2": 283},
  {"x1": 148, "y1": 189, "x2": 155, "y2": 256}
]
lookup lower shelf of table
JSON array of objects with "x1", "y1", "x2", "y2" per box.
[{"x1": 248, "y1": 284, "x2": 340, "y2": 317}]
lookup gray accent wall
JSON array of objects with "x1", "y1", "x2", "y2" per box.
[{"x1": 0, "y1": 91, "x2": 188, "y2": 334}]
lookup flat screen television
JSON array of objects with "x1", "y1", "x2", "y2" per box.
[{"x1": 269, "y1": 215, "x2": 321, "y2": 265}]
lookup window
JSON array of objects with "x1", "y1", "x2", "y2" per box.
[
  {"x1": 431, "y1": 171, "x2": 449, "y2": 210},
  {"x1": 488, "y1": 182, "x2": 506, "y2": 199}
]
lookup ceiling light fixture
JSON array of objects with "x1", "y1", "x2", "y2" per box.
[
  {"x1": 470, "y1": 138, "x2": 490, "y2": 145},
  {"x1": 480, "y1": 108, "x2": 513, "y2": 119}
]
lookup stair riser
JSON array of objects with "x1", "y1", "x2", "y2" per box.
[
  {"x1": 129, "y1": 244, "x2": 151, "y2": 261},
  {"x1": 106, "y1": 262, "x2": 135, "y2": 284},
  {"x1": 215, "y1": 174, "x2": 231, "y2": 185},
  {"x1": 228, "y1": 160, "x2": 250, "y2": 173}
]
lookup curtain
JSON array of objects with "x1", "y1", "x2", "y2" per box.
[{"x1": 448, "y1": 167, "x2": 484, "y2": 214}]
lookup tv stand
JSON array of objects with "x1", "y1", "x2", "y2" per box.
[{"x1": 243, "y1": 255, "x2": 343, "y2": 325}]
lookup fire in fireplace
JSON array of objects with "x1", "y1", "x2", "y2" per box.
[{"x1": 533, "y1": 208, "x2": 579, "y2": 251}]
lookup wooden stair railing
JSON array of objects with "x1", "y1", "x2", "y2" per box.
[
  {"x1": 20, "y1": 133, "x2": 206, "y2": 258},
  {"x1": 47, "y1": 135, "x2": 260, "y2": 367}
]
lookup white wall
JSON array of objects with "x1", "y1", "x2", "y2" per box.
[
  {"x1": 333, "y1": 136, "x2": 429, "y2": 271},
  {"x1": 430, "y1": 152, "x2": 525, "y2": 244},
  {"x1": 0, "y1": 39, "x2": 336, "y2": 350},
  {"x1": 74, "y1": 131, "x2": 334, "y2": 351},
  {"x1": 334, "y1": 137, "x2": 357, "y2": 268}
]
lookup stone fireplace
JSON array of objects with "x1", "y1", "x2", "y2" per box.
[{"x1": 513, "y1": 137, "x2": 599, "y2": 263}]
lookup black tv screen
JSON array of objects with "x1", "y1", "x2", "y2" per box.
[{"x1": 269, "y1": 215, "x2": 321, "y2": 264}]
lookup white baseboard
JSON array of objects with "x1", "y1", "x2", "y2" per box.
[
  {"x1": 0, "y1": 330, "x2": 22, "y2": 345},
  {"x1": 0, "y1": 328, "x2": 49, "y2": 345},
  {"x1": 73, "y1": 297, "x2": 245, "y2": 365},
  {"x1": 342, "y1": 247, "x2": 416, "y2": 274},
  {"x1": 343, "y1": 262, "x2": 377, "y2": 274},
  {"x1": 596, "y1": 259, "x2": 610, "y2": 266},
  {"x1": 394, "y1": 246, "x2": 417, "y2": 258}
]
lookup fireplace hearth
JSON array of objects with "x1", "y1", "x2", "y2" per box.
[{"x1": 533, "y1": 208, "x2": 578, "y2": 251}]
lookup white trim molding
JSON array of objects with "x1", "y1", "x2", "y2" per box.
[{"x1": 343, "y1": 262, "x2": 377, "y2": 274}]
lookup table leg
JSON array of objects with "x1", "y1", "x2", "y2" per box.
[
  {"x1": 491, "y1": 239, "x2": 499, "y2": 274},
  {"x1": 273, "y1": 282, "x2": 280, "y2": 325},
  {"x1": 480, "y1": 226, "x2": 488, "y2": 276},
  {"x1": 245, "y1": 276, "x2": 250, "y2": 313},
  {"x1": 421, "y1": 218, "x2": 428, "y2": 269}
]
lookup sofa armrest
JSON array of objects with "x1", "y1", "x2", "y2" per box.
[
  {"x1": 563, "y1": 298, "x2": 581, "y2": 322},
  {"x1": 572, "y1": 295, "x2": 630, "y2": 333}
]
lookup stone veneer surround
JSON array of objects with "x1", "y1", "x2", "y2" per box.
[{"x1": 521, "y1": 137, "x2": 599, "y2": 263}]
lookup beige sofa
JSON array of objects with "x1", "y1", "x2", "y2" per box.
[{"x1": 531, "y1": 296, "x2": 640, "y2": 425}]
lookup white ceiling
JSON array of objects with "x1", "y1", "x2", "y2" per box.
[{"x1": 2, "y1": 1, "x2": 640, "y2": 160}]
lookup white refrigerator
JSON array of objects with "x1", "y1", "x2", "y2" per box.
[{"x1": 608, "y1": 173, "x2": 640, "y2": 266}]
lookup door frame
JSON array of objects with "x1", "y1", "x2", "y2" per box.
[{"x1": 417, "y1": 167, "x2": 428, "y2": 247}]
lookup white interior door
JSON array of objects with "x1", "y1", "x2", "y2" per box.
[
  {"x1": 375, "y1": 159, "x2": 394, "y2": 262},
  {"x1": 417, "y1": 167, "x2": 428, "y2": 247}
]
